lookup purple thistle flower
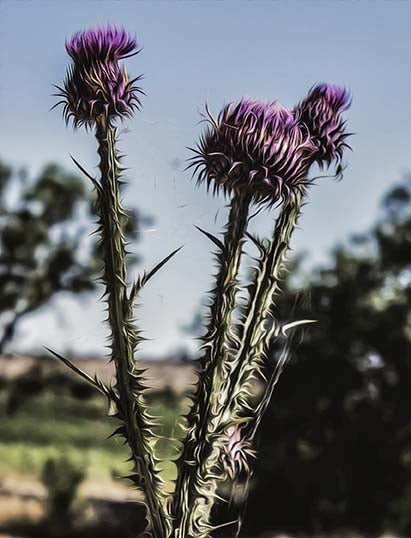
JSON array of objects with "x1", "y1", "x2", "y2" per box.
[
  {"x1": 66, "y1": 25, "x2": 137, "y2": 64},
  {"x1": 294, "y1": 83, "x2": 351, "y2": 167},
  {"x1": 55, "y1": 25, "x2": 143, "y2": 128},
  {"x1": 189, "y1": 98, "x2": 316, "y2": 205}
]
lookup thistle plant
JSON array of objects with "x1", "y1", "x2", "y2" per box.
[
  {"x1": 172, "y1": 98, "x2": 317, "y2": 537},
  {"x1": 219, "y1": 85, "x2": 351, "y2": 533},
  {"x1": 173, "y1": 85, "x2": 351, "y2": 537},
  {"x1": 51, "y1": 25, "x2": 176, "y2": 538},
  {"x1": 48, "y1": 22, "x2": 352, "y2": 538}
]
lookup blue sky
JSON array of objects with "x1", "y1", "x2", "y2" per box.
[{"x1": 1, "y1": 0, "x2": 411, "y2": 357}]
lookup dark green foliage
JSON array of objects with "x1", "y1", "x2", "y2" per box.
[
  {"x1": 242, "y1": 175, "x2": 411, "y2": 537},
  {"x1": 0, "y1": 158, "x2": 144, "y2": 353}
]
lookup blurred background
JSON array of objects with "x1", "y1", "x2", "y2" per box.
[{"x1": 1, "y1": 0, "x2": 411, "y2": 536}]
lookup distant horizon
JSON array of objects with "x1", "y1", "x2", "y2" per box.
[
  {"x1": 0, "y1": 348, "x2": 198, "y2": 362},
  {"x1": 1, "y1": 0, "x2": 411, "y2": 358}
]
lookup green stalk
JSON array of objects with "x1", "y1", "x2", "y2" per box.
[
  {"x1": 185, "y1": 194, "x2": 303, "y2": 536},
  {"x1": 172, "y1": 190, "x2": 251, "y2": 538},
  {"x1": 224, "y1": 194, "x2": 303, "y2": 423},
  {"x1": 218, "y1": 339, "x2": 295, "y2": 537},
  {"x1": 94, "y1": 118, "x2": 170, "y2": 538}
]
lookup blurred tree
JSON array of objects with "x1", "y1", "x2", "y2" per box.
[
  {"x1": 0, "y1": 159, "x2": 150, "y2": 353},
  {"x1": 242, "y1": 175, "x2": 411, "y2": 537}
]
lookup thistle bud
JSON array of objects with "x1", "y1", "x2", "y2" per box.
[
  {"x1": 56, "y1": 25, "x2": 142, "y2": 128},
  {"x1": 190, "y1": 98, "x2": 316, "y2": 205},
  {"x1": 221, "y1": 426, "x2": 255, "y2": 480},
  {"x1": 294, "y1": 83, "x2": 351, "y2": 167}
]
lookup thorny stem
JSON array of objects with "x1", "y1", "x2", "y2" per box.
[
  {"x1": 226, "y1": 194, "x2": 303, "y2": 421},
  {"x1": 231, "y1": 341, "x2": 295, "y2": 532},
  {"x1": 186, "y1": 194, "x2": 303, "y2": 537},
  {"x1": 218, "y1": 194, "x2": 303, "y2": 537},
  {"x1": 95, "y1": 119, "x2": 170, "y2": 538},
  {"x1": 172, "y1": 190, "x2": 251, "y2": 538}
]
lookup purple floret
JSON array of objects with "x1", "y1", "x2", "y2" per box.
[
  {"x1": 189, "y1": 98, "x2": 316, "y2": 205},
  {"x1": 294, "y1": 83, "x2": 351, "y2": 167},
  {"x1": 66, "y1": 25, "x2": 137, "y2": 64},
  {"x1": 56, "y1": 25, "x2": 142, "y2": 129}
]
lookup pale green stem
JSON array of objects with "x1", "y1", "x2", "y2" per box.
[
  {"x1": 185, "y1": 194, "x2": 303, "y2": 537},
  {"x1": 95, "y1": 119, "x2": 170, "y2": 538},
  {"x1": 224, "y1": 193, "x2": 303, "y2": 425},
  {"x1": 172, "y1": 190, "x2": 251, "y2": 538}
]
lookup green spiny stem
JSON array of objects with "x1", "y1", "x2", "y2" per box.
[
  {"x1": 95, "y1": 119, "x2": 170, "y2": 538},
  {"x1": 218, "y1": 343, "x2": 295, "y2": 538},
  {"x1": 224, "y1": 196, "x2": 303, "y2": 536},
  {"x1": 224, "y1": 193, "x2": 303, "y2": 424},
  {"x1": 185, "y1": 194, "x2": 303, "y2": 536},
  {"x1": 172, "y1": 190, "x2": 251, "y2": 538}
]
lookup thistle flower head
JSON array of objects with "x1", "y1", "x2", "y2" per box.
[
  {"x1": 294, "y1": 83, "x2": 351, "y2": 167},
  {"x1": 56, "y1": 25, "x2": 143, "y2": 129},
  {"x1": 189, "y1": 98, "x2": 316, "y2": 205}
]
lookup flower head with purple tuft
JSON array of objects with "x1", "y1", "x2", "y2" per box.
[
  {"x1": 189, "y1": 98, "x2": 316, "y2": 206},
  {"x1": 55, "y1": 25, "x2": 143, "y2": 129},
  {"x1": 66, "y1": 25, "x2": 138, "y2": 64},
  {"x1": 294, "y1": 83, "x2": 352, "y2": 167},
  {"x1": 190, "y1": 84, "x2": 351, "y2": 206}
]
